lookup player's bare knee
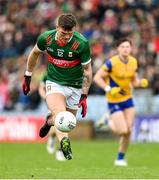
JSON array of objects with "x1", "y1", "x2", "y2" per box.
[
  {"x1": 127, "y1": 128, "x2": 132, "y2": 135},
  {"x1": 118, "y1": 128, "x2": 129, "y2": 136}
]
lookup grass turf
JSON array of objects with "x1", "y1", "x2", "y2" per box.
[{"x1": 0, "y1": 140, "x2": 159, "y2": 179}]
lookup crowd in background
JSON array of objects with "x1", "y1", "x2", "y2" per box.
[{"x1": 0, "y1": 0, "x2": 159, "y2": 112}]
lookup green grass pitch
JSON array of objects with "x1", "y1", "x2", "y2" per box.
[{"x1": 0, "y1": 140, "x2": 159, "y2": 179}]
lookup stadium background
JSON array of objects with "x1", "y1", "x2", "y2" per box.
[{"x1": 0, "y1": 0, "x2": 159, "y2": 179}]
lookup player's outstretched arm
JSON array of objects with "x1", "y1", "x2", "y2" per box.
[
  {"x1": 26, "y1": 45, "x2": 42, "y2": 73},
  {"x1": 22, "y1": 45, "x2": 42, "y2": 95}
]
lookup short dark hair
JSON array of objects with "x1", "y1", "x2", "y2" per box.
[
  {"x1": 115, "y1": 38, "x2": 132, "y2": 47},
  {"x1": 57, "y1": 13, "x2": 77, "y2": 31}
]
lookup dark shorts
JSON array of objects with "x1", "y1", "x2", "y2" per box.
[{"x1": 108, "y1": 98, "x2": 134, "y2": 114}]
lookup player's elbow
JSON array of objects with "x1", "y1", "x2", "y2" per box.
[{"x1": 83, "y1": 64, "x2": 92, "y2": 76}]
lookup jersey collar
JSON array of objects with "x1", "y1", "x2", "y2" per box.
[
  {"x1": 55, "y1": 31, "x2": 73, "y2": 46},
  {"x1": 118, "y1": 55, "x2": 129, "y2": 64}
]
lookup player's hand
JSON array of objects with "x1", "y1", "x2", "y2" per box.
[
  {"x1": 110, "y1": 87, "x2": 122, "y2": 96},
  {"x1": 139, "y1": 78, "x2": 148, "y2": 88},
  {"x1": 22, "y1": 75, "x2": 31, "y2": 95},
  {"x1": 78, "y1": 94, "x2": 87, "y2": 118}
]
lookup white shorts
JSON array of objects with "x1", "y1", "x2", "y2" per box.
[{"x1": 46, "y1": 80, "x2": 82, "y2": 110}]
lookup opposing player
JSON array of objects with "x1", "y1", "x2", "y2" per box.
[
  {"x1": 38, "y1": 72, "x2": 65, "y2": 161},
  {"x1": 22, "y1": 13, "x2": 92, "y2": 160},
  {"x1": 93, "y1": 38, "x2": 148, "y2": 166}
]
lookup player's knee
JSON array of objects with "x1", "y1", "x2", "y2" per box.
[
  {"x1": 118, "y1": 128, "x2": 129, "y2": 136},
  {"x1": 127, "y1": 128, "x2": 132, "y2": 135}
]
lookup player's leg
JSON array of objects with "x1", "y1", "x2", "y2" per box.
[
  {"x1": 56, "y1": 108, "x2": 77, "y2": 161},
  {"x1": 46, "y1": 126, "x2": 56, "y2": 154},
  {"x1": 107, "y1": 101, "x2": 130, "y2": 166},
  {"x1": 116, "y1": 107, "x2": 135, "y2": 164},
  {"x1": 114, "y1": 99, "x2": 135, "y2": 166},
  {"x1": 39, "y1": 93, "x2": 67, "y2": 137},
  {"x1": 45, "y1": 92, "x2": 73, "y2": 160},
  {"x1": 106, "y1": 102, "x2": 128, "y2": 134},
  {"x1": 39, "y1": 81, "x2": 67, "y2": 137},
  {"x1": 114, "y1": 108, "x2": 135, "y2": 166},
  {"x1": 59, "y1": 86, "x2": 80, "y2": 160},
  {"x1": 54, "y1": 86, "x2": 80, "y2": 160},
  {"x1": 47, "y1": 127, "x2": 66, "y2": 161},
  {"x1": 110, "y1": 111, "x2": 129, "y2": 166},
  {"x1": 47, "y1": 130, "x2": 66, "y2": 162},
  {"x1": 124, "y1": 107, "x2": 135, "y2": 133},
  {"x1": 119, "y1": 107, "x2": 135, "y2": 153},
  {"x1": 46, "y1": 112, "x2": 66, "y2": 161},
  {"x1": 39, "y1": 81, "x2": 72, "y2": 160},
  {"x1": 109, "y1": 111, "x2": 128, "y2": 135},
  {"x1": 45, "y1": 110, "x2": 56, "y2": 154},
  {"x1": 117, "y1": 99, "x2": 135, "y2": 159}
]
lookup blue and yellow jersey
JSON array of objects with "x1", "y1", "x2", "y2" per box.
[{"x1": 102, "y1": 55, "x2": 138, "y2": 103}]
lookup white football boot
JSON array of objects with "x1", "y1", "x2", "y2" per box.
[
  {"x1": 114, "y1": 159, "x2": 128, "y2": 167},
  {"x1": 46, "y1": 136, "x2": 56, "y2": 154},
  {"x1": 95, "y1": 112, "x2": 110, "y2": 129},
  {"x1": 56, "y1": 150, "x2": 66, "y2": 161}
]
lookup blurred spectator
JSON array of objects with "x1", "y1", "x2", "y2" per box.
[
  {"x1": 151, "y1": 65, "x2": 159, "y2": 95},
  {"x1": 0, "y1": 69, "x2": 12, "y2": 111}
]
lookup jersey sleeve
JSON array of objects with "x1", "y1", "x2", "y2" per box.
[
  {"x1": 103, "y1": 59, "x2": 112, "y2": 72},
  {"x1": 36, "y1": 33, "x2": 47, "y2": 51},
  {"x1": 80, "y1": 41, "x2": 91, "y2": 65}
]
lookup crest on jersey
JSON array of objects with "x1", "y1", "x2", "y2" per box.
[
  {"x1": 46, "y1": 35, "x2": 52, "y2": 45},
  {"x1": 71, "y1": 41, "x2": 80, "y2": 50},
  {"x1": 68, "y1": 52, "x2": 73, "y2": 57}
]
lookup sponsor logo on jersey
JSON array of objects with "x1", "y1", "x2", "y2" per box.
[
  {"x1": 71, "y1": 41, "x2": 80, "y2": 50},
  {"x1": 46, "y1": 35, "x2": 52, "y2": 45},
  {"x1": 57, "y1": 49, "x2": 64, "y2": 52},
  {"x1": 47, "y1": 53, "x2": 80, "y2": 68}
]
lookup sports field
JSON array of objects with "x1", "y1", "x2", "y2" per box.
[{"x1": 0, "y1": 140, "x2": 159, "y2": 179}]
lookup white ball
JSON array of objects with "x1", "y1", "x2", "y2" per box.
[{"x1": 55, "y1": 111, "x2": 77, "y2": 132}]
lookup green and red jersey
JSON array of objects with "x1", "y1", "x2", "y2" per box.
[{"x1": 36, "y1": 30, "x2": 91, "y2": 88}]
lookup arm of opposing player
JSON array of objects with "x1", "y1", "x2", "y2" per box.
[
  {"x1": 93, "y1": 66, "x2": 123, "y2": 96},
  {"x1": 93, "y1": 65, "x2": 109, "y2": 91}
]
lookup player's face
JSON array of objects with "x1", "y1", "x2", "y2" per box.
[
  {"x1": 56, "y1": 26, "x2": 74, "y2": 44},
  {"x1": 117, "y1": 41, "x2": 132, "y2": 57}
]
